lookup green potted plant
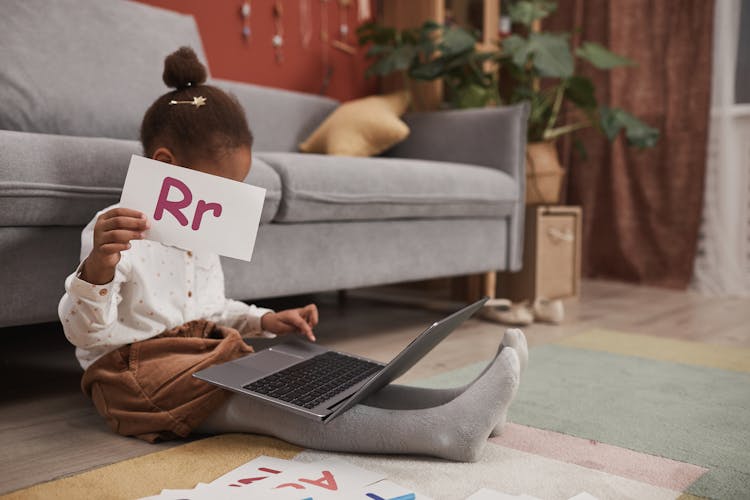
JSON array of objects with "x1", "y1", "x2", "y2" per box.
[
  {"x1": 358, "y1": 0, "x2": 659, "y2": 204},
  {"x1": 356, "y1": 20, "x2": 500, "y2": 109},
  {"x1": 499, "y1": 0, "x2": 658, "y2": 203}
]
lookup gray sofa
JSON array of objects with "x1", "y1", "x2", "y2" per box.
[{"x1": 0, "y1": 0, "x2": 527, "y2": 328}]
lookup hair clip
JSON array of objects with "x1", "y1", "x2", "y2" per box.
[{"x1": 169, "y1": 96, "x2": 207, "y2": 108}]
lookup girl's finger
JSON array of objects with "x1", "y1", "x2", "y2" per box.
[
  {"x1": 303, "y1": 304, "x2": 319, "y2": 327},
  {"x1": 101, "y1": 207, "x2": 147, "y2": 220},
  {"x1": 98, "y1": 242, "x2": 131, "y2": 254},
  {"x1": 287, "y1": 314, "x2": 315, "y2": 341},
  {"x1": 101, "y1": 216, "x2": 150, "y2": 232},
  {"x1": 100, "y1": 229, "x2": 145, "y2": 245}
]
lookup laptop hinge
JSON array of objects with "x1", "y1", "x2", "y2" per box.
[{"x1": 325, "y1": 393, "x2": 354, "y2": 412}]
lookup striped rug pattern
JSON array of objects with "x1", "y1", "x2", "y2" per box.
[
  {"x1": 4, "y1": 329, "x2": 748, "y2": 499},
  {"x1": 408, "y1": 329, "x2": 750, "y2": 499}
]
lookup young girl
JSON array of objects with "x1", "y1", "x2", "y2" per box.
[{"x1": 59, "y1": 47, "x2": 528, "y2": 462}]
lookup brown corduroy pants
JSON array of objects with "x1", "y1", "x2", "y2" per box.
[{"x1": 81, "y1": 320, "x2": 253, "y2": 443}]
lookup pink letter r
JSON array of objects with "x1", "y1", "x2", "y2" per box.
[
  {"x1": 154, "y1": 176, "x2": 192, "y2": 226},
  {"x1": 192, "y1": 200, "x2": 223, "y2": 230}
]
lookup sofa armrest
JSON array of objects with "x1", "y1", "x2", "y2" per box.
[
  {"x1": 0, "y1": 130, "x2": 140, "y2": 227},
  {"x1": 211, "y1": 78, "x2": 339, "y2": 153},
  {"x1": 384, "y1": 103, "x2": 529, "y2": 271},
  {"x1": 384, "y1": 103, "x2": 529, "y2": 181}
]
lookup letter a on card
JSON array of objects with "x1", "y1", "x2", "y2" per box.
[{"x1": 120, "y1": 155, "x2": 265, "y2": 262}]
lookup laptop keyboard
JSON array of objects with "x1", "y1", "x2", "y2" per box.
[{"x1": 242, "y1": 351, "x2": 383, "y2": 409}]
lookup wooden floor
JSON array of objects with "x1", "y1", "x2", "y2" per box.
[{"x1": 1, "y1": 279, "x2": 748, "y2": 495}]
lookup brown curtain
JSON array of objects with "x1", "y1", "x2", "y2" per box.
[{"x1": 547, "y1": 0, "x2": 714, "y2": 289}]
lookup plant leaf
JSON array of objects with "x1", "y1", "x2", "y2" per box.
[
  {"x1": 511, "y1": 86, "x2": 554, "y2": 140},
  {"x1": 440, "y1": 26, "x2": 477, "y2": 56},
  {"x1": 528, "y1": 33, "x2": 574, "y2": 78},
  {"x1": 618, "y1": 111, "x2": 660, "y2": 148},
  {"x1": 599, "y1": 106, "x2": 625, "y2": 140},
  {"x1": 356, "y1": 21, "x2": 378, "y2": 44},
  {"x1": 508, "y1": 0, "x2": 557, "y2": 27},
  {"x1": 356, "y1": 23, "x2": 397, "y2": 46},
  {"x1": 420, "y1": 20, "x2": 442, "y2": 31},
  {"x1": 389, "y1": 45, "x2": 418, "y2": 71},
  {"x1": 501, "y1": 34, "x2": 526, "y2": 53},
  {"x1": 409, "y1": 57, "x2": 446, "y2": 80},
  {"x1": 365, "y1": 45, "x2": 392, "y2": 57},
  {"x1": 365, "y1": 45, "x2": 417, "y2": 77},
  {"x1": 454, "y1": 83, "x2": 492, "y2": 109},
  {"x1": 502, "y1": 33, "x2": 573, "y2": 77},
  {"x1": 565, "y1": 75, "x2": 597, "y2": 109},
  {"x1": 599, "y1": 106, "x2": 659, "y2": 148},
  {"x1": 501, "y1": 34, "x2": 531, "y2": 67},
  {"x1": 499, "y1": 53, "x2": 532, "y2": 83},
  {"x1": 576, "y1": 42, "x2": 634, "y2": 69}
]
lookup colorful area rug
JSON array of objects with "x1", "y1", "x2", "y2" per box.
[
  {"x1": 3, "y1": 329, "x2": 748, "y2": 500},
  {"x1": 416, "y1": 329, "x2": 750, "y2": 499}
]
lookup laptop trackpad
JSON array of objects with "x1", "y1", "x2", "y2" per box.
[{"x1": 234, "y1": 348, "x2": 305, "y2": 373}]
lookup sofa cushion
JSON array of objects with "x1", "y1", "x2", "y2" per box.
[
  {"x1": 213, "y1": 79, "x2": 338, "y2": 153},
  {"x1": 0, "y1": 0, "x2": 206, "y2": 140},
  {"x1": 299, "y1": 91, "x2": 410, "y2": 157},
  {"x1": 0, "y1": 131, "x2": 282, "y2": 227},
  {"x1": 258, "y1": 152, "x2": 518, "y2": 223}
]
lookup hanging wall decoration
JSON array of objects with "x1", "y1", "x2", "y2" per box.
[
  {"x1": 338, "y1": 0, "x2": 351, "y2": 40},
  {"x1": 300, "y1": 0, "x2": 313, "y2": 49},
  {"x1": 240, "y1": 1, "x2": 252, "y2": 41},
  {"x1": 320, "y1": 0, "x2": 330, "y2": 46},
  {"x1": 272, "y1": 0, "x2": 284, "y2": 63},
  {"x1": 332, "y1": 0, "x2": 356, "y2": 54},
  {"x1": 320, "y1": 0, "x2": 333, "y2": 93},
  {"x1": 357, "y1": 0, "x2": 370, "y2": 22}
]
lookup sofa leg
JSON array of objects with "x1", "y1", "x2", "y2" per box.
[
  {"x1": 451, "y1": 272, "x2": 497, "y2": 302},
  {"x1": 483, "y1": 271, "x2": 497, "y2": 299},
  {"x1": 337, "y1": 289, "x2": 348, "y2": 306}
]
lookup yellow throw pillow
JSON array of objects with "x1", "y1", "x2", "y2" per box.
[{"x1": 299, "y1": 90, "x2": 411, "y2": 156}]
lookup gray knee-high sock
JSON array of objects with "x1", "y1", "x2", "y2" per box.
[
  {"x1": 196, "y1": 345, "x2": 521, "y2": 462},
  {"x1": 368, "y1": 328, "x2": 527, "y2": 436},
  {"x1": 361, "y1": 327, "x2": 525, "y2": 410},
  {"x1": 489, "y1": 328, "x2": 528, "y2": 437}
]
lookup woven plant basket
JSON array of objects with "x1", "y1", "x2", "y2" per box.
[{"x1": 525, "y1": 141, "x2": 564, "y2": 205}]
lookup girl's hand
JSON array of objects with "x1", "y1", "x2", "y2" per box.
[
  {"x1": 261, "y1": 304, "x2": 319, "y2": 342},
  {"x1": 80, "y1": 208, "x2": 149, "y2": 285}
]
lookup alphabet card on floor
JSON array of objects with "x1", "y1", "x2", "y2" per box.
[
  {"x1": 259, "y1": 457, "x2": 386, "y2": 498},
  {"x1": 120, "y1": 155, "x2": 265, "y2": 262},
  {"x1": 138, "y1": 455, "x2": 432, "y2": 500}
]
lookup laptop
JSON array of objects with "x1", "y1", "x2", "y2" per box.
[{"x1": 194, "y1": 297, "x2": 488, "y2": 423}]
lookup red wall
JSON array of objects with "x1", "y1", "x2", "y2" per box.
[{"x1": 135, "y1": 0, "x2": 378, "y2": 102}]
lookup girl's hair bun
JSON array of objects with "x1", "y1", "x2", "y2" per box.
[{"x1": 163, "y1": 46, "x2": 207, "y2": 90}]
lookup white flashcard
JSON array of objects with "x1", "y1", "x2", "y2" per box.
[
  {"x1": 466, "y1": 489, "x2": 543, "y2": 500},
  {"x1": 355, "y1": 479, "x2": 433, "y2": 500},
  {"x1": 209, "y1": 455, "x2": 312, "y2": 492},
  {"x1": 259, "y1": 458, "x2": 386, "y2": 498},
  {"x1": 137, "y1": 482, "x2": 210, "y2": 500},
  {"x1": 568, "y1": 493, "x2": 600, "y2": 500},
  {"x1": 120, "y1": 154, "x2": 265, "y2": 262}
]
